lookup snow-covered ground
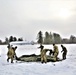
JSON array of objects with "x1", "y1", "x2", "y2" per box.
[{"x1": 0, "y1": 44, "x2": 76, "y2": 75}]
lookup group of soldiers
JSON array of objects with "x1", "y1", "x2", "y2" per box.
[
  {"x1": 7, "y1": 44, "x2": 67, "y2": 63},
  {"x1": 38, "y1": 44, "x2": 67, "y2": 63}
]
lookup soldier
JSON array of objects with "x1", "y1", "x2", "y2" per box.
[
  {"x1": 40, "y1": 49, "x2": 49, "y2": 63},
  {"x1": 7, "y1": 45, "x2": 17, "y2": 63},
  {"x1": 38, "y1": 44, "x2": 44, "y2": 54},
  {"x1": 61, "y1": 45, "x2": 67, "y2": 60},
  {"x1": 38, "y1": 44, "x2": 49, "y2": 63},
  {"x1": 52, "y1": 44, "x2": 59, "y2": 59},
  {"x1": 12, "y1": 46, "x2": 17, "y2": 59}
]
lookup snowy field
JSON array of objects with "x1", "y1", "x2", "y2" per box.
[{"x1": 0, "y1": 44, "x2": 76, "y2": 75}]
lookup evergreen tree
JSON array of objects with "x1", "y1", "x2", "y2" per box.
[
  {"x1": 37, "y1": 31, "x2": 43, "y2": 44},
  {"x1": 13, "y1": 37, "x2": 17, "y2": 41},
  {"x1": 53, "y1": 33, "x2": 61, "y2": 44},
  {"x1": 18, "y1": 37, "x2": 23, "y2": 41},
  {"x1": 5, "y1": 37, "x2": 9, "y2": 44},
  {"x1": 44, "y1": 32, "x2": 51, "y2": 44},
  {"x1": 49, "y1": 32, "x2": 53, "y2": 44},
  {"x1": 70, "y1": 35, "x2": 76, "y2": 43},
  {"x1": 9, "y1": 36, "x2": 14, "y2": 42}
]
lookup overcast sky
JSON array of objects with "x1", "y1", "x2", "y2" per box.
[{"x1": 0, "y1": 0, "x2": 76, "y2": 41}]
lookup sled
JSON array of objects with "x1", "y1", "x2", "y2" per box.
[{"x1": 16, "y1": 54, "x2": 62, "y2": 62}]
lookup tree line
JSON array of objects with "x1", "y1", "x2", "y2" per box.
[
  {"x1": 0, "y1": 31, "x2": 76, "y2": 45},
  {"x1": 37, "y1": 31, "x2": 76, "y2": 44},
  {"x1": 0, "y1": 36, "x2": 23, "y2": 45}
]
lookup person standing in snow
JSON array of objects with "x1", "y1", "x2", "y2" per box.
[
  {"x1": 61, "y1": 45, "x2": 67, "y2": 60},
  {"x1": 7, "y1": 44, "x2": 17, "y2": 63},
  {"x1": 52, "y1": 44, "x2": 59, "y2": 59}
]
